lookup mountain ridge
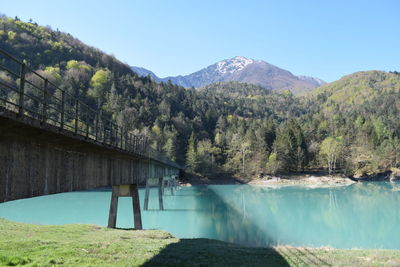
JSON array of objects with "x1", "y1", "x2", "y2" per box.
[{"x1": 131, "y1": 56, "x2": 326, "y2": 93}]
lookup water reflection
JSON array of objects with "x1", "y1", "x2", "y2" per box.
[{"x1": 0, "y1": 182, "x2": 400, "y2": 249}]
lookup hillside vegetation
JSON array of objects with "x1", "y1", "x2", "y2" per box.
[
  {"x1": 0, "y1": 16, "x2": 399, "y2": 179},
  {"x1": 304, "y1": 71, "x2": 400, "y2": 176}
]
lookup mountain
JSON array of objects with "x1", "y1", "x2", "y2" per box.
[
  {"x1": 130, "y1": 66, "x2": 160, "y2": 81},
  {"x1": 131, "y1": 56, "x2": 325, "y2": 93},
  {"x1": 297, "y1": 75, "x2": 326, "y2": 87}
]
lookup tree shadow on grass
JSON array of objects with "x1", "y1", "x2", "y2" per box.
[{"x1": 142, "y1": 238, "x2": 290, "y2": 267}]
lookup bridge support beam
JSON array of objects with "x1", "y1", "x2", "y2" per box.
[
  {"x1": 143, "y1": 178, "x2": 164, "y2": 211},
  {"x1": 108, "y1": 184, "x2": 142, "y2": 229},
  {"x1": 162, "y1": 175, "x2": 177, "y2": 196}
]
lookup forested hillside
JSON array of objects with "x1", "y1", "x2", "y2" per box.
[
  {"x1": 303, "y1": 71, "x2": 400, "y2": 177},
  {"x1": 1, "y1": 16, "x2": 399, "y2": 179}
]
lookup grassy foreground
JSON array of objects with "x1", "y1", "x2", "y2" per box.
[{"x1": 1, "y1": 219, "x2": 400, "y2": 266}]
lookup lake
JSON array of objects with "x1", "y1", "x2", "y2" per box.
[{"x1": 1, "y1": 182, "x2": 400, "y2": 249}]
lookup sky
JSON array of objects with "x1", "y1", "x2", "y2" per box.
[{"x1": 1, "y1": 0, "x2": 399, "y2": 82}]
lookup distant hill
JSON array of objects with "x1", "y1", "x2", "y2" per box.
[
  {"x1": 130, "y1": 66, "x2": 159, "y2": 81},
  {"x1": 311, "y1": 70, "x2": 400, "y2": 111},
  {"x1": 304, "y1": 70, "x2": 400, "y2": 176},
  {"x1": 131, "y1": 56, "x2": 325, "y2": 93},
  {"x1": 297, "y1": 75, "x2": 326, "y2": 87},
  {"x1": 0, "y1": 16, "x2": 132, "y2": 76}
]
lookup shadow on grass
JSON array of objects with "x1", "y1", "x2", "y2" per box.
[{"x1": 142, "y1": 238, "x2": 290, "y2": 267}]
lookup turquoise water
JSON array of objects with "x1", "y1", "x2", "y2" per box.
[{"x1": 1, "y1": 182, "x2": 400, "y2": 249}]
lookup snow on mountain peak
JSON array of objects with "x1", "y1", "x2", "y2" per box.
[{"x1": 215, "y1": 56, "x2": 254, "y2": 74}]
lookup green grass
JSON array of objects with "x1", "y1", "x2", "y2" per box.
[{"x1": 1, "y1": 219, "x2": 400, "y2": 266}]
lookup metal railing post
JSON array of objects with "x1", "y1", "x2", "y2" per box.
[
  {"x1": 134, "y1": 136, "x2": 137, "y2": 151},
  {"x1": 74, "y1": 100, "x2": 79, "y2": 135},
  {"x1": 18, "y1": 63, "x2": 26, "y2": 116},
  {"x1": 103, "y1": 120, "x2": 107, "y2": 145},
  {"x1": 109, "y1": 121, "x2": 112, "y2": 145},
  {"x1": 42, "y1": 79, "x2": 48, "y2": 124},
  {"x1": 60, "y1": 90, "x2": 65, "y2": 129},
  {"x1": 120, "y1": 127, "x2": 123, "y2": 149},
  {"x1": 86, "y1": 108, "x2": 89, "y2": 138},
  {"x1": 95, "y1": 113, "x2": 99, "y2": 141},
  {"x1": 128, "y1": 133, "x2": 132, "y2": 151},
  {"x1": 114, "y1": 127, "x2": 117, "y2": 147}
]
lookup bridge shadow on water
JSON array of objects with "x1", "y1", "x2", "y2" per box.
[{"x1": 142, "y1": 185, "x2": 332, "y2": 266}]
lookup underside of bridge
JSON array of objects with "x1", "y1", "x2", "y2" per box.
[
  {"x1": 0, "y1": 107, "x2": 181, "y2": 228},
  {"x1": 0, "y1": 48, "x2": 182, "y2": 229}
]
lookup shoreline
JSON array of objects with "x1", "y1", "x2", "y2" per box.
[
  {"x1": 181, "y1": 170, "x2": 400, "y2": 187},
  {"x1": 248, "y1": 174, "x2": 357, "y2": 187},
  {"x1": 182, "y1": 173, "x2": 364, "y2": 187}
]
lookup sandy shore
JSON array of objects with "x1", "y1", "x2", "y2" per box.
[
  {"x1": 180, "y1": 173, "x2": 357, "y2": 187},
  {"x1": 248, "y1": 174, "x2": 356, "y2": 187}
]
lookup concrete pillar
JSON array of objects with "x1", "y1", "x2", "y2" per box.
[
  {"x1": 143, "y1": 178, "x2": 164, "y2": 211},
  {"x1": 143, "y1": 180, "x2": 150, "y2": 211},
  {"x1": 108, "y1": 186, "x2": 119, "y2": 228},
  {"x1": 107, "y1": 184, "x2": 142, "y2": 229},
  {"x1": 130, "y1": 184, "x2": 142, "y2": 229},
  {"x1": 158, "y1": 177, "x2": 164, "y2": 210}
]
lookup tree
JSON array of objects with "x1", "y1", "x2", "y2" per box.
[
  {"x1": 272, "y1": 119, "x2": 307, "y2": 172},
  {"x1": 186, "y1": 132, "x2": 199, "y2": 172},
  {"x1": 163, "y1": 137, "x2": 177, "y2": 161},
  {"x1": 214, "y1": 132, "x2": 223, "y2": 146},
  {"x1": 319, "y1": 136, "x2": 344, "y2": 174},
  {"x1": 104, "y1": 82, "x2": 121, "y2": 114},
  {"x1": 240, "y1": 141, "x2": 251, "y2": 173},
  {"x1": 88, "y1": 69, "x2": 111, "y2": 109},
  {"x1": 265, "y1": 152, "x2": 281, "y2": 175},
  {"x1": 7, "y1": 31, "x2": 16, "y2": 41}
]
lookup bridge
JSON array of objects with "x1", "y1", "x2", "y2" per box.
[{"x1": 0, "y1": 49, "x2": 183, "y2": 229}]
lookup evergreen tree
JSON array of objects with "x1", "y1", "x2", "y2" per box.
[
  {"x1": 163, "y1": 137, "x2": 176, "y2": 161},
  {"x1": 273, "y1": 119, "x2": 307, "y2": 172},
  {"x1": 186, "y1": 132, "x2": 199, "y2": 172}
]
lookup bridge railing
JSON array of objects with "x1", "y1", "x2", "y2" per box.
[{"x1": 0, "y1": 48, "x2": 181, "y2": 169}]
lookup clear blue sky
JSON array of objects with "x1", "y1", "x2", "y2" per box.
[{"x1": 1, "y1": 0, "x2": 399, "y2": 82}]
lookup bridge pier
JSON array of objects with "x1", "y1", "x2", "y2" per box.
[
  {"x1": 162, "y1": 175, "x2": 178, "y2": 196},
  {"x1": 108, "y1": 184, "x2": 142, "y2": 229},
  {"x1": 143, "y1": 178, "x2": 164, "y2": 211}
]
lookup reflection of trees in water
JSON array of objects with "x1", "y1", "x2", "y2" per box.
[
  {"x1": 192, "y1": 183, "x2": 400, "y2": 248},
  {"x1": 344, "y1": 182, "x2": 400, "y2": 246},
  {"x1": 192, "y1": 185, "x2": 275, "y2": 246}
]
